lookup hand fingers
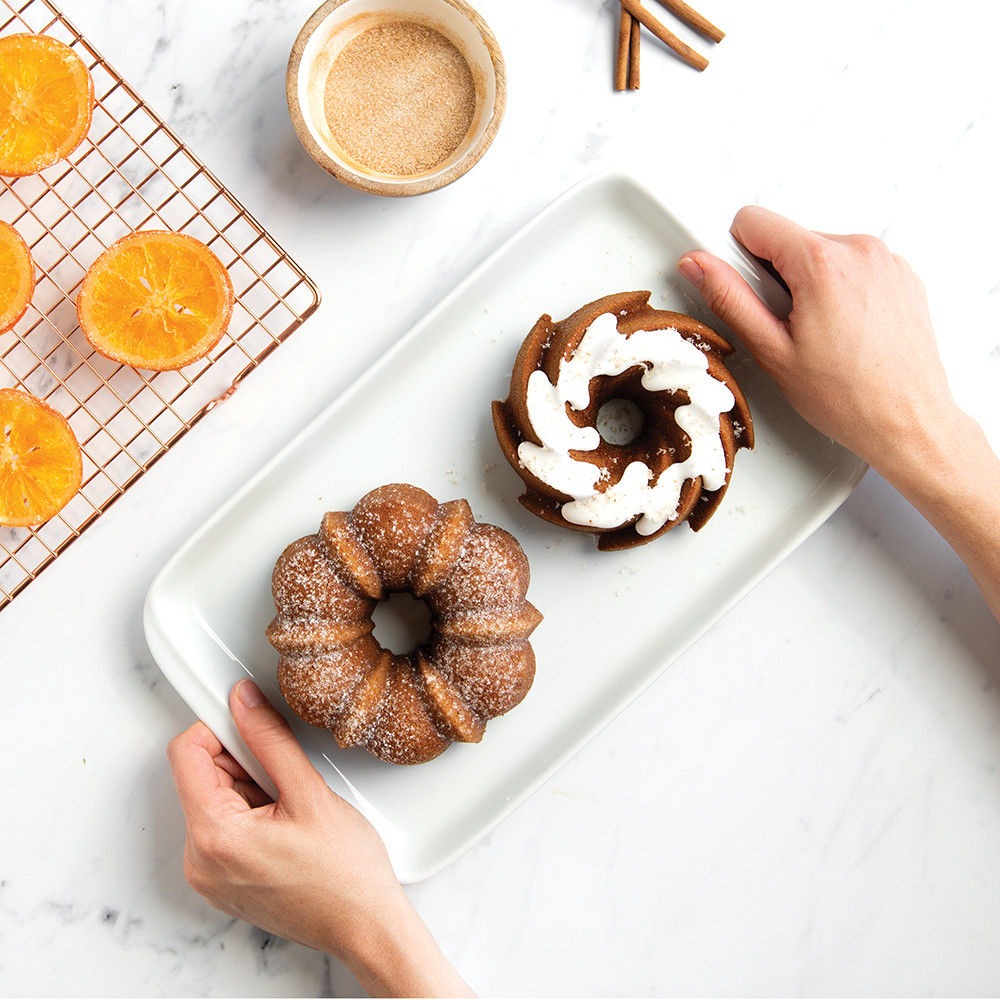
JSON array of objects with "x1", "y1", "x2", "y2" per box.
[
  {"x1": 230, "y1": 680, "x2": 321, "y2": 808},
  {"x1": 214, "y1": 748, "x2": 276, "y2": 807},
  {"x1": 677, "y1": 251, "x2": 791, "y2": 378},
  {"x1": 167, "y1": 721, "x2": 237, "y2": 823},
  {"x1": 729, "y1": 205, "x2": 822, "y2": 284},
  {"x1": 232, "y1": 777, "x2": 275, "y2": 809}
]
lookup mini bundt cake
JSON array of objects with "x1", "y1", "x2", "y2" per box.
[
  {"x1": 492, "y1": 290, "x2": 753, "y2": 551},
  {"x1": 266, "y1": 483, "x2": 543, "y2": 765}
]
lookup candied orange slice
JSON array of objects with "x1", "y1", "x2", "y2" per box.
[
  {"x1": 77, "y1": 231, "x2": 235, "y2": 371},
  {"x1": 0, "y1": 221, "x2": 34, "y2": 332},
  {"x1": 0, "y1": 33, "x2": 94, "y2": 177},
  {"x1": 0, "y1": 388, "x2": 83, "y2": 526}
]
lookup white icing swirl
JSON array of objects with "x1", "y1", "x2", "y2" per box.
[{"x1": 516, "y1": 311, "x2": 735, "y2": 536}]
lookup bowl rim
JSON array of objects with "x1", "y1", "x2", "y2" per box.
[{"x1": 286, "y1": 0, "x2": 507, "y2": 197}]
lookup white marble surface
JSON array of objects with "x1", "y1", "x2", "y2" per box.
[{"x1": 3, "y1": 0, "x2": 1000, "y2": 996}]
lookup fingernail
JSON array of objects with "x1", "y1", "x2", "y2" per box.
[
  {"x1": 237, "y1": 679, "x2": 267, "y2": 708},
  {"x1": 677, "y1": 255, "x2": 705, "y2": 288}
]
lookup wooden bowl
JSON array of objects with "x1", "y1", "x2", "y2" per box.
[{"x1": 287, "y1": 0, "x2": 506, "y2": 196}]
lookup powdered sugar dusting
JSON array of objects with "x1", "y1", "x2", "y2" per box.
[{"x1": 266, "y1": 484, "x2": 541, "y2": 765}]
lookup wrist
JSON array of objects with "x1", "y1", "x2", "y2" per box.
[
  {"x1": 336, "y1": 891, "x2": 473, "y2": 998},
  {"x1": 871, "y1": 405, "x2": 1000, "y2": 558},
  {"x1": 873, "y1": 405, "x2": 986, "y2": 498}
]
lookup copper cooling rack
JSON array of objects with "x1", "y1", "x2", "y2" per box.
[{"x1": 1, "y1": 0, "x2": 321, "y2": 611}]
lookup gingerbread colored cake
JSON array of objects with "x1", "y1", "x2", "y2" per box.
[
  {"x1": 492, "y1": 290, "x2": 753, "y2": 551},
  {"x1": 266, "y1": 483, "x2": 542, "y2": 765}
]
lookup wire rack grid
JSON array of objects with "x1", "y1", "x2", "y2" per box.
[{"x1": 1, "y1": 0, "x2": 321, "y2": 611}]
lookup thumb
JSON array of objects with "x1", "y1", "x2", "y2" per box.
[
  {"x1": 230, "y1": 679, "x2": 320, "y2": 804},
  {"x1": 677, "y1": 252, "x2": 791, "y2": 377}
]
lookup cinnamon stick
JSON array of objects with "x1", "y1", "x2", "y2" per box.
[
  {"x1": 652, "y1": 0, "x2": 725, "y2": 43},
  {"x1": 628, "y1": 14, "x2": 641, "y2": 89},
  {"x1": 618, "y1": 0, "x2": 709, "y2": 71},
  {"x1": 615, "y1": 6, "x2": 631, "y2": 90}
]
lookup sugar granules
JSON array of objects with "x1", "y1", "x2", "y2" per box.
[{"x1": 322, "y1": 20, "x2": 476, "y2": 176}]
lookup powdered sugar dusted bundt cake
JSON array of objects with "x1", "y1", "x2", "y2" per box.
[
  {"x1": 266, "y1": 483, "x2": 542, "y2": 765},
  {"x1": 492, "y1": 290, "x2": 753, "y2": 551}
]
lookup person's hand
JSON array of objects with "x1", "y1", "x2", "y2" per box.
[
  {"x1": 676, "y1": 205, "x2": 958, "y2": 475},
  {"x1": 167, "y1": 680, "x2": 473, "y2": 998},
  {"x1": 677, "y1": 206, "x2": 1000, "y2": 622}
]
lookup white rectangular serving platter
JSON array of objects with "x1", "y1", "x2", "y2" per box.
[{"x1": 144, "y1": 171, "x2": 867, "y2": 883}]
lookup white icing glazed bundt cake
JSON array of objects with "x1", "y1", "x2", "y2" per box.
[
  {"x1": 492, "y1": 290, "x2": 753, "y2": 551},
  {"x1": 266, "y1": 483, "x2": 543, "y2": 765}
]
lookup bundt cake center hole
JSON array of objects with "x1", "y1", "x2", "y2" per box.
[
  {"x1": 371, "y1": 591, "x2": 433, "y2": 655},
  {"x1": 596, "y1": 398, "x2": 645, "y2": 446}
]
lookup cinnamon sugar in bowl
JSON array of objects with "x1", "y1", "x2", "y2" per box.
[{"x1": 287, "y1": 0, "x2": 506, "y2": 196}]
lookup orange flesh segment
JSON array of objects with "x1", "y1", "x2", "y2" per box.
[
  {"x1": 0, "y1": 221, "x2": 34, "y2": 332},
  {"x1": 0, "y1": 388, "x2": 83, "y2": 526},
  {"x1": 0, "y1": 33, "x2": 94, "y2": 176},
  {"x1": 77, "y1": 231, "x2": 234, "y2": 371}
]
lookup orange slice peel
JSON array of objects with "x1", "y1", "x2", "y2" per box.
[
  {"x1": 0, "y1": 387, "x2": 83, "y2": 527},
  {"x1": 0, "y1": 221, "x2": 34, "y2": 333},
  {"x1": 77, "y1": 230, "x2": 235, "y2": 371},
  {"x1": 0, "y1": 33, "x2": 95, "y2": 177}
]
